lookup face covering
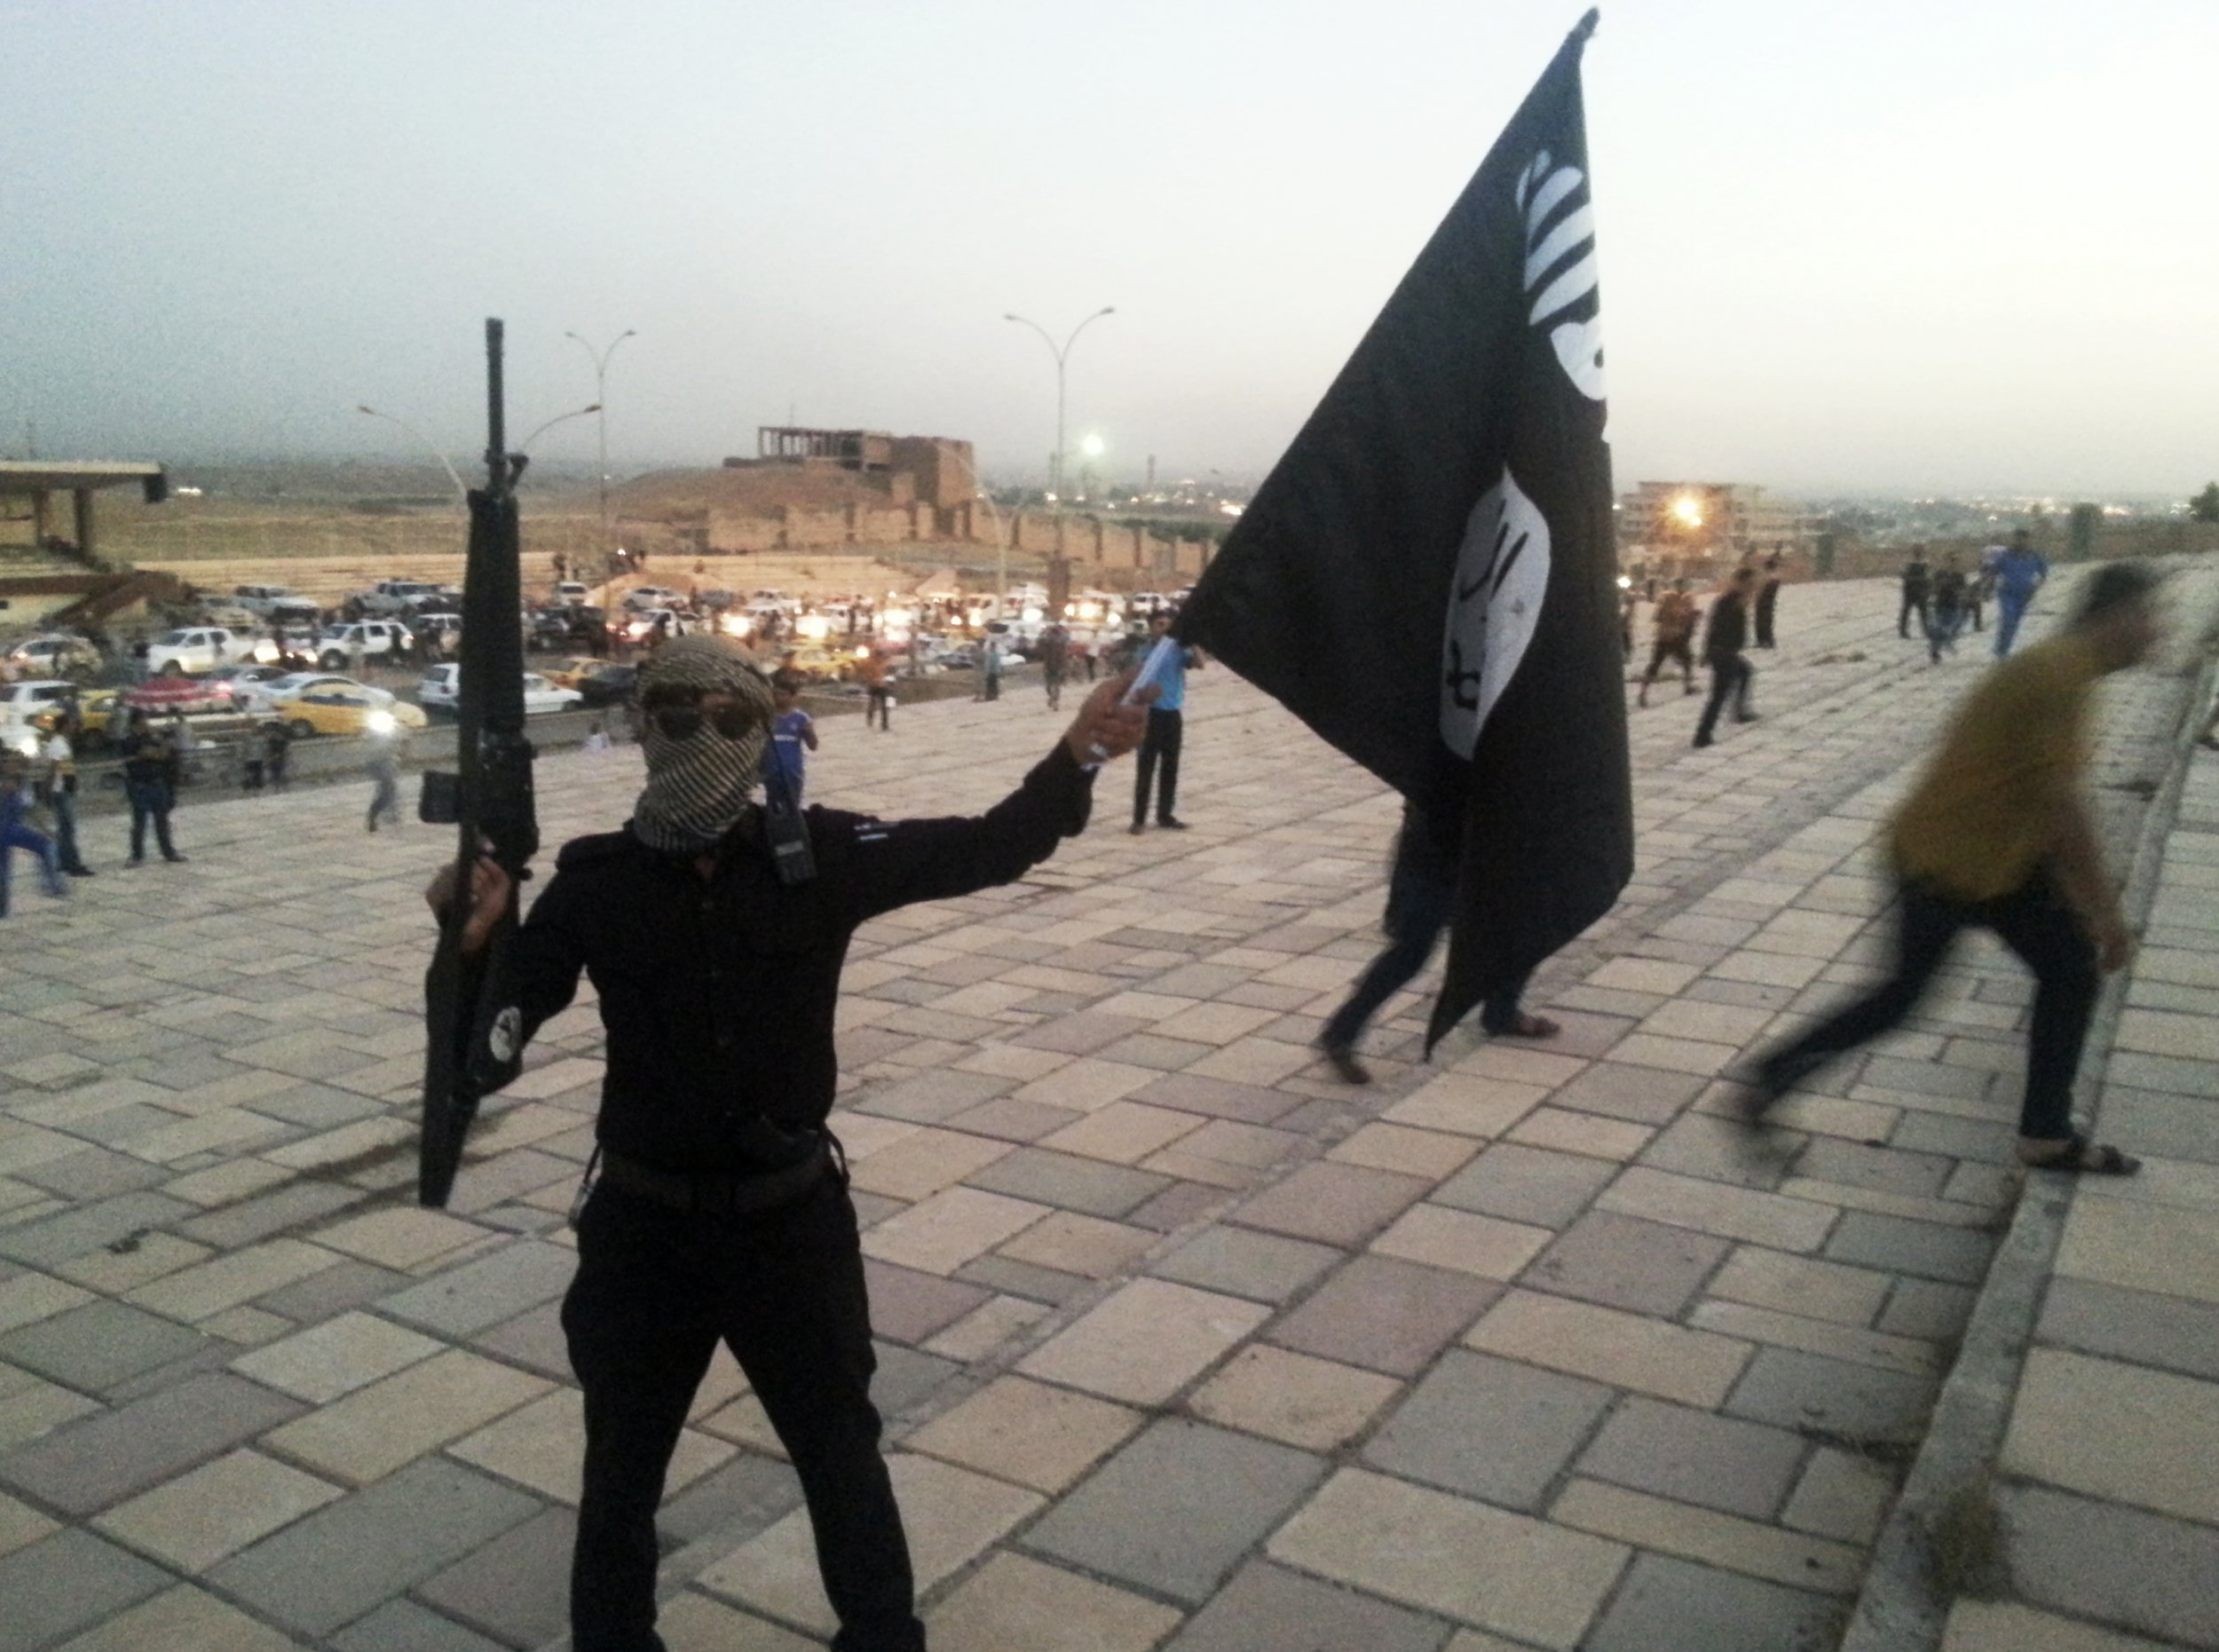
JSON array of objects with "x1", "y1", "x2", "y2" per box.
[{"x1": 630, "y1": 636, "x2": 775, "y2": 853}]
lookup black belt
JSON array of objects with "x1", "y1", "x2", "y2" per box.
[{"x1": 598, "y1": 1142, "x2": 831, "y2": 1215}]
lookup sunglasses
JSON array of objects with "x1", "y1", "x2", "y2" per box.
[{"x1": 638, "y1": 684, "x2": 762, "y2": 741}]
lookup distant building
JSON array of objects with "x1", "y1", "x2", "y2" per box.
[
  {"x1": 724, "y1": 428, "x2": 976, "y2": 512},
  {"x1": 1618, "y1": 480, "x2": 1822, "y2": 573}
]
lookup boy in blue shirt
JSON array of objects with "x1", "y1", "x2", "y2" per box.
[
  {"x1": 767, "y1": 670, "x2": 818, "y2": 804},
  {"x1": 1131, "y1": 612, "x2": 1201, "y2": 833}
]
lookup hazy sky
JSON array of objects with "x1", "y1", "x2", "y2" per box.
[{"x1": 6, "y1": 0, "x2": 2215, "y2": 495}]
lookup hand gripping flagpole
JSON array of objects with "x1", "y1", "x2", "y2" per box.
[{"x1": 1085, "y1": 635, "x2": 1183, "y2": 763}]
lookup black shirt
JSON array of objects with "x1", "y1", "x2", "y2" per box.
[
  {"x1": 117, "y1": 732, "x2": 169, "y2": 786},
  {"x1": 501, "y1": 743, "x2": 1094, "y2": 1173},
  {"x1": 1702, "y1": 589, "x2": 1749, "y2": 664}
]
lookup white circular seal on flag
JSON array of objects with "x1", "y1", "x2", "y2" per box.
[
  {"x1": 1440, "y1": 465, "x2": 1550, "y2": 761},
  {"x1": 488, "y1": 1006, "x2": 522, "y2": 1066}
]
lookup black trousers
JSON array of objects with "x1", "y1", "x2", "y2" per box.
[
  {"x1": 1762, "y1": 864, "x2": 2096, "y2": 1142},
  {"x1": 1899, "y1": 593, "x2": 1929, "y2": 637},
  {"x1": 1133, "y1": 707, "x2": 1183, "y2": 825},
  {"x1": 563, "y1": 1179, "x2": 922, "y2": 1652},
  {"x1": 1693, "y1": 656, "x2": 1754, "y2": 744}
]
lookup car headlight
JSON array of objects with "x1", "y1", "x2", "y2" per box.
[{"x1": 365, "y1": 709, "x2": 399, "y2": 736}]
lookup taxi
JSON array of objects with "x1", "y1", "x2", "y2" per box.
[
  {"x1": 540, "y1": 655, "x2": 606, "y2": 691},
  {"x1": 272, "y1": 683, "x2": 430, "y2": 739}
]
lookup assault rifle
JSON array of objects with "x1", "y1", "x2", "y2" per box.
[{"x1": 418, "y1": 318, "x2": 540, "y2": 1207}]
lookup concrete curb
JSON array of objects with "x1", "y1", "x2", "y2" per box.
[{"x1": 1840, "y1": 637, "x2": 2219, "y2": 1651}]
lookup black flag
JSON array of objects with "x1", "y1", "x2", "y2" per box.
[{"x1": 1176, "y1": 10, "x2": 1629, "y2": 1049}]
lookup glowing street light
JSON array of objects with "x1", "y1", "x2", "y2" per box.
[
  {"x1": 1003, "y1": 307, "x2": 1116, "y2": 502},
  {"x1": 1671, "y1": 495, "x2": 1704, "y2": 530}
]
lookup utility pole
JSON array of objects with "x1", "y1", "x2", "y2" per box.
[{"x1": 565, "y1": 329, "x2": 637, "y2": 566}]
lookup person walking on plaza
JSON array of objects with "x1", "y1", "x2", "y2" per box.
[
  {"x1": 1753, "y1": 554, "x2": 1782, "y2": 649},
  {"x1": 1692, "y1": 568, "x2": 1758, "y2": 748},
  {"x1": 39, "y1": 717, "x2": 92, "y2": 877},
  {"x1": 0, "y1": 753, "x2": 68, "y2": 916},
  {"x1": 1316, "y1": 802, "x2": 1560, "y2": 1084},
  {"x1": 1993, "y1": 527, "x2": 2049, "y2": 658},
  {"x1": 1131, "y1": 611, "x2": 1200, "y2": 834},
  {"x1": 856, "y1": 650, "x2": 893, "y2": 731},
  {"x1": 117, "y1": 710, "x2": 186, "y2": 865},
  {"x1": 1966, "y1": 546, "x2": 1995, "y2": 633},
  {"x1": 1899, "y1": 549, "x2": 1931, "y2": 639},
  {"x1": 263, "y1": 721, "x2": 292, "y2": 794},
  {"x1": 768, "y1": 669, "x2": 818, "y2": 806},
  {"x1": 366, "y1": 737, "x2": 403, "y2": 833},
  {"x1": 426, "y1": 635, "x2": 1154, "y2": 1652},
  {"x1": 1637, "y1": 579, "x2": 1700, "y2": 707},
  {"x1": 1926, "y1": 554, "x2": 1968, "y2": 663},
  {"x1": 1038, "y1": 620, "x2": 1070, "y2": 712},
  {"x1": 1743, "y1": 561, "x2": 2161, "y2": 1174}
]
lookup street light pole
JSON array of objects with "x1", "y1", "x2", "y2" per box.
[
  {"x1": 1003, "y1": 307, "x2": 1115, "y2": 503},
  {"x1": 565, "y1": 329, "x2": 636, "y2": 559},
  {"x1": 356, "y1": 406, "x2": 468, "y2": 510}
]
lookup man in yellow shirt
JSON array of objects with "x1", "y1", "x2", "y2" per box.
[{"x1": 1744, "y1": 561, "x2": 2160, "y2": 1174}]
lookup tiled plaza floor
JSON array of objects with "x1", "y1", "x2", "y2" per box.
[{"x1": 1, "y1": 565, "x2": 2214, "y2": 1651}]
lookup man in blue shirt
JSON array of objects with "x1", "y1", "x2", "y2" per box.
[
  {"x1": 1131, "y1": 612, "x2": 1200, "y2": 834},
  {"x1": 1993, "y1": 528, "x2": 2049, "y2": 658}
]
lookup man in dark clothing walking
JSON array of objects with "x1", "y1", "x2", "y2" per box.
[
  {"x1": 1692, "y1": 568, "x2": 1759, "y2": 748},
  {"x1": 1637, "y1": 580, "x2": 1700, "y2": 707},
  {"x1": 116, "y1": 710, "x2": 186, "y2": 864},
  {"x1": 1899, "y1": 549, "x2": 1931, "y2": 638},
  {"x1": 429, "y1": 636, "x2": 1153, "y2": 1652},
  {"x1": 1753, "y1": 555, "x2": 1782, "y2": 649},
  {"x1": 1131, "y1": 612, "x2": 1200, "y2": 834},
  {"x1": 1316, "y1": 802, "x2": 1559, "y2": 1084}
]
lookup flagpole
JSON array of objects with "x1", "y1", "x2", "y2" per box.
[{"x1": 1571, "y1": 8, "x2": 1599, "y2": 43}]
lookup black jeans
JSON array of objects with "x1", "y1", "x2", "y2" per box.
[
  {"x1": 1762, "y1": 864, "x2": 2097, "y2": 1142},
  {"x1": 125, "y1": 779, "x2": 178, "y2": 860},
  {"x1": 1321, "y1": 855, "x2": 1530, "y2": 1047},
  {"x1": 1693, "y1": 656, "x2": 1754, "y2": 744},
  {"x1": 1899, "y1": 593, "x2": 1929, "y2": 637},
  {"x1": 563, "y1": 1179, "x2": 922, "y2": 1652},
  {"x1": 1133, "y1": 707, "x2": 1183, "y2": 825}
]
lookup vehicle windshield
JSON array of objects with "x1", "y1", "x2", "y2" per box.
[{"x1": 156, "y1": 630, "x2": 193, "y2": 645}]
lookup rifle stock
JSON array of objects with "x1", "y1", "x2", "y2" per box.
[{"x1": 420, "y1": 319, "x2": 540, "y2": 1208}]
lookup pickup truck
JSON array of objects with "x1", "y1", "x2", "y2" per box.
[
  {"x1": 314, "y1": 620, "x2": 413, "y2": 670},
  {"x1": 231, "y1": 583, "x2": 296, "y2": 616},
  {"x1": 146, "y1": 627, "x2": 260, "y2": 675},
  {"x1": 357, "y1": 579, "x2": 442, "y2": 616}
]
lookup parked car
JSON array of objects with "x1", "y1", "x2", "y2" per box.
[
  {"x1": 573, "y1": 663, "x2": 638, "y2": 708},
  {"x1": 554, "y1": 581, "x2": 590, "y2": 606},
  {"x1": 622, "y1": 607, "x2": 694, "y2": 643},
  {"x1": 539, "y1": 656, "x2": 605, "y2": 690},
  {"x1": 357, "y1": 579, "x2": 443, "y2": 615},
  {"x1": 146, "y1": 626, "x2": 258, "y2": 675},
  {"x1": 271, "y1": 684, "x2": 430, "y2": 739},
  {"x1": 0, "y1": 680, "x2": 81, "y2": 754},
  {"x1": 230, "y1": 583, "x2": 296, "y2": 616},
  {"x1": 621, "y1": 586, "x2": 683, "y2": 613},
  {"x1": 315, "y1": 620, "x2": 413, "y2": 670},
  {"x1": 261, "y1": 671, "x2": 398, "y2": 707},
  {"x1": 124, "y1": 676, "x2": 241, "y2": 716},
  {"x1": 31, "y1": 688, "x2": 123, "y2": 750},
  {"x1": 415, "y1": 665, "x2": 584, "y2": 717},
  {"x1": 4, "y1": 634, "x2": 101, "y2": 679}
]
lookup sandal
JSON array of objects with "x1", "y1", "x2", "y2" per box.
[
  {"x1": 1492, "y1": 1013, "x2": 1561, "y2": 1040},
  {"x1": 2018, "y1": 1132, "x2": 2141, "y2": 1175}
]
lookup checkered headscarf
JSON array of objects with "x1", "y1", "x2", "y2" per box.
[{"x1": 631, "y1": 636, "x2": 775, "y2": 853}]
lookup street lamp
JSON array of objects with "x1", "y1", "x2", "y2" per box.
[
  {"x1": 356, "y1": 405, "x2": 468, "y2": 510},
  {"x1": 1003, "y1": 307, "x2": 1115, "y2": 502},
  {"x1": 565, "y1": 329, "x2": 636, "y2": 555},
  {"x1": 517, "y1": 403, "x2": 601, "y2": 459}
]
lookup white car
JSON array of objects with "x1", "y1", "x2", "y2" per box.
[
  {"x1": 4, "y1": 634, "x2": 100, "y2": 677},
  {"x1": 146, "y1": 626, "x2": 259, "y2": 675},
  {"x1": 416, "y1": 666, "x2": 583, "y2": 716},
  {"x1": 0, "y1": 680, "x2": 79, "y2": 753},
  {"x1": 313, "y1": 620, "x2": 412, "y2": 670},
  {"x1": 622, "y1": 586, "x2": 683, "y2": 613}
]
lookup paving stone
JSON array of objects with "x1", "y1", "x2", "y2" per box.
[
  {"x1": 658, "y1": 1450, "x2": 806, "y2": 1548},
  {"x1": 1363, "y1": 1348, "x2": 1612, "y2": 1511},
  {"x1": 262, "y1": 1347, "x2": 550, "y2": 1486},
  {"x1": 1161, "y1": 1557, "x2": 1451, "y2": 1652},
  {"x1": 2001, "y1": 1482, "x2": 2219, "y2": 1649},
  {"x1": 1018, "y1": 1277, "x2": 1267, "y2": 1405},
  {"x1": 1825, "y1": 1209, "x2": 1995, "y2": 1284},
  {"x1": 1370, "y1": 1202, "x2": 1553, "y2": 1281},
  {"x1": 872, "y1": 1340, "x2": 962, "y2": 1417},
  {"x1": 1149, "y1": 1225, "x2": 1342, "y2": 1303},
  {"x1": 329, "y1": 1598, "x2": 510, "y2": 1652},
  {"x1": 0, "y1": 1370, "x2": 304, "y2": 1515},
  {"x1": 209, "y1": 1458, "x2": 541, "y2": 1639},
  {"x1": 376, "y1": 1239, "x2": 577, "y2": 1337},
  {"x1": 124, "y1": 1236, "x2": 341, "y2": 1323},
  {"x1": 1879, "y1": 1275, "x2": 1979, "y2": 1341},
  {"x1": 952, "y1": 1252, "x2": 1092, "y2": 1306},
  {"x1": 963, "y1": 1148, "x2": 1170, "y2": 1217},
  {"x1": 2036, "y1": 1275, "x2": 2219, "y2": 1383},
  {"x1": 1554, "y1": 1477, "x2": 1864, "y2": 1593},
  {"x1": 1267, "y1": 1253, "x2": 1498, "y2": 1377},
  {"x1": 1725, "y1": 1345, "x2": 1938, "y2": 1443},
  {"x1": 1709, "y1": 1244, "x2": 1892, "y2": 1328},
  {"x1": 0, "y1": 1298, "x2": 209, "y2": 1393},
  {"x1": 927, "y1": 1551, "x2": 1182, "y2": 1652},
  {"x1": 227, "y1": 1308, "x2": 445, "y2": 1403},
  {"x1": 1267, "y1": 1466, "x2": 1629, "y2": 1649},
  {"x1": 1940, "y1": 1598, "x2": 2182, "y2": 1652},
  {"x1": 44, "y1": 1581, "x2": 309, "y2": 1651},
  {"x1": 450, "y1": 1385, "x2": 730, "y2": 1506},
  {"x1": 1232, "y1": 1160, "x2": 1431, "y2": 1246},
  {"x1": 2003, "y1": 1347, "x2": 2219, "y2": 1525},
  {"x1": 1599, "y1": 1166, "x2": 1838, "y2": 1252},
  {"x1": 1021, "y1": 1417, "x2": 1326, "y2": 1604},
  {"x1": 998, "y1": 1210, "x2": 1157, "y2": 1277},
  {"x1": 1188, "y1": 1344, "x2": 1402, "y2": 1451},
  {"x1": 12, "y1": 1145, "x2": 171, "y2": 1200},
  {"x1": 1579, "y1": 1551, "x2": 1846, "y2": 1652},
  {"x1": 0, "y1": 1190, "x2": 193, "y2": 1268},
  {"x1": 93, "y1": 1446, "x2": 342, "y2": 1571},
  {"x1": 1781, "y1": 1444, "x2": 1896, "y2": 1544},
  {"x1": 0, "y1": 1526, "x2": 172, "y2": 1652},
  {"x1": 2055, "y1": 1193, "x2": 2219, "y2": 1305},
  {"x1": 1576, "y1": 1395, "x2": 1805, "y2": 1518},
  {"x1": 1522, "y1": 1209, "x2": 1730, "y2": 1316},
  {"x1": 864, "y1": 1186, "x2": 1051, "y2": 1276},
  {"x1": 861, "y1": 1259, "x2": 992, "y2": 1345},
  {"x1": 1551, "y1": 1060, "x2": 1710, "y2": 1124},
  {"x1": 415, "y1": 1503, "x2": 574, "y2": 1649},
  {"x1": 172, "y1": 1180, "x2": 365, "y2": 1249},
  {"x1": 1432, "y1": 1141, "x2": 1617, "y2": 1227}
]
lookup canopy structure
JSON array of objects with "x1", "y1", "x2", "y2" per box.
[{"x1": 0, "y1": 461, "x2": 167, "y2": 566}]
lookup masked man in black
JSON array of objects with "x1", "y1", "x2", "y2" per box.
[{"x1": 430, "y1": 636, "x2": 1151, "y2": 1652}]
